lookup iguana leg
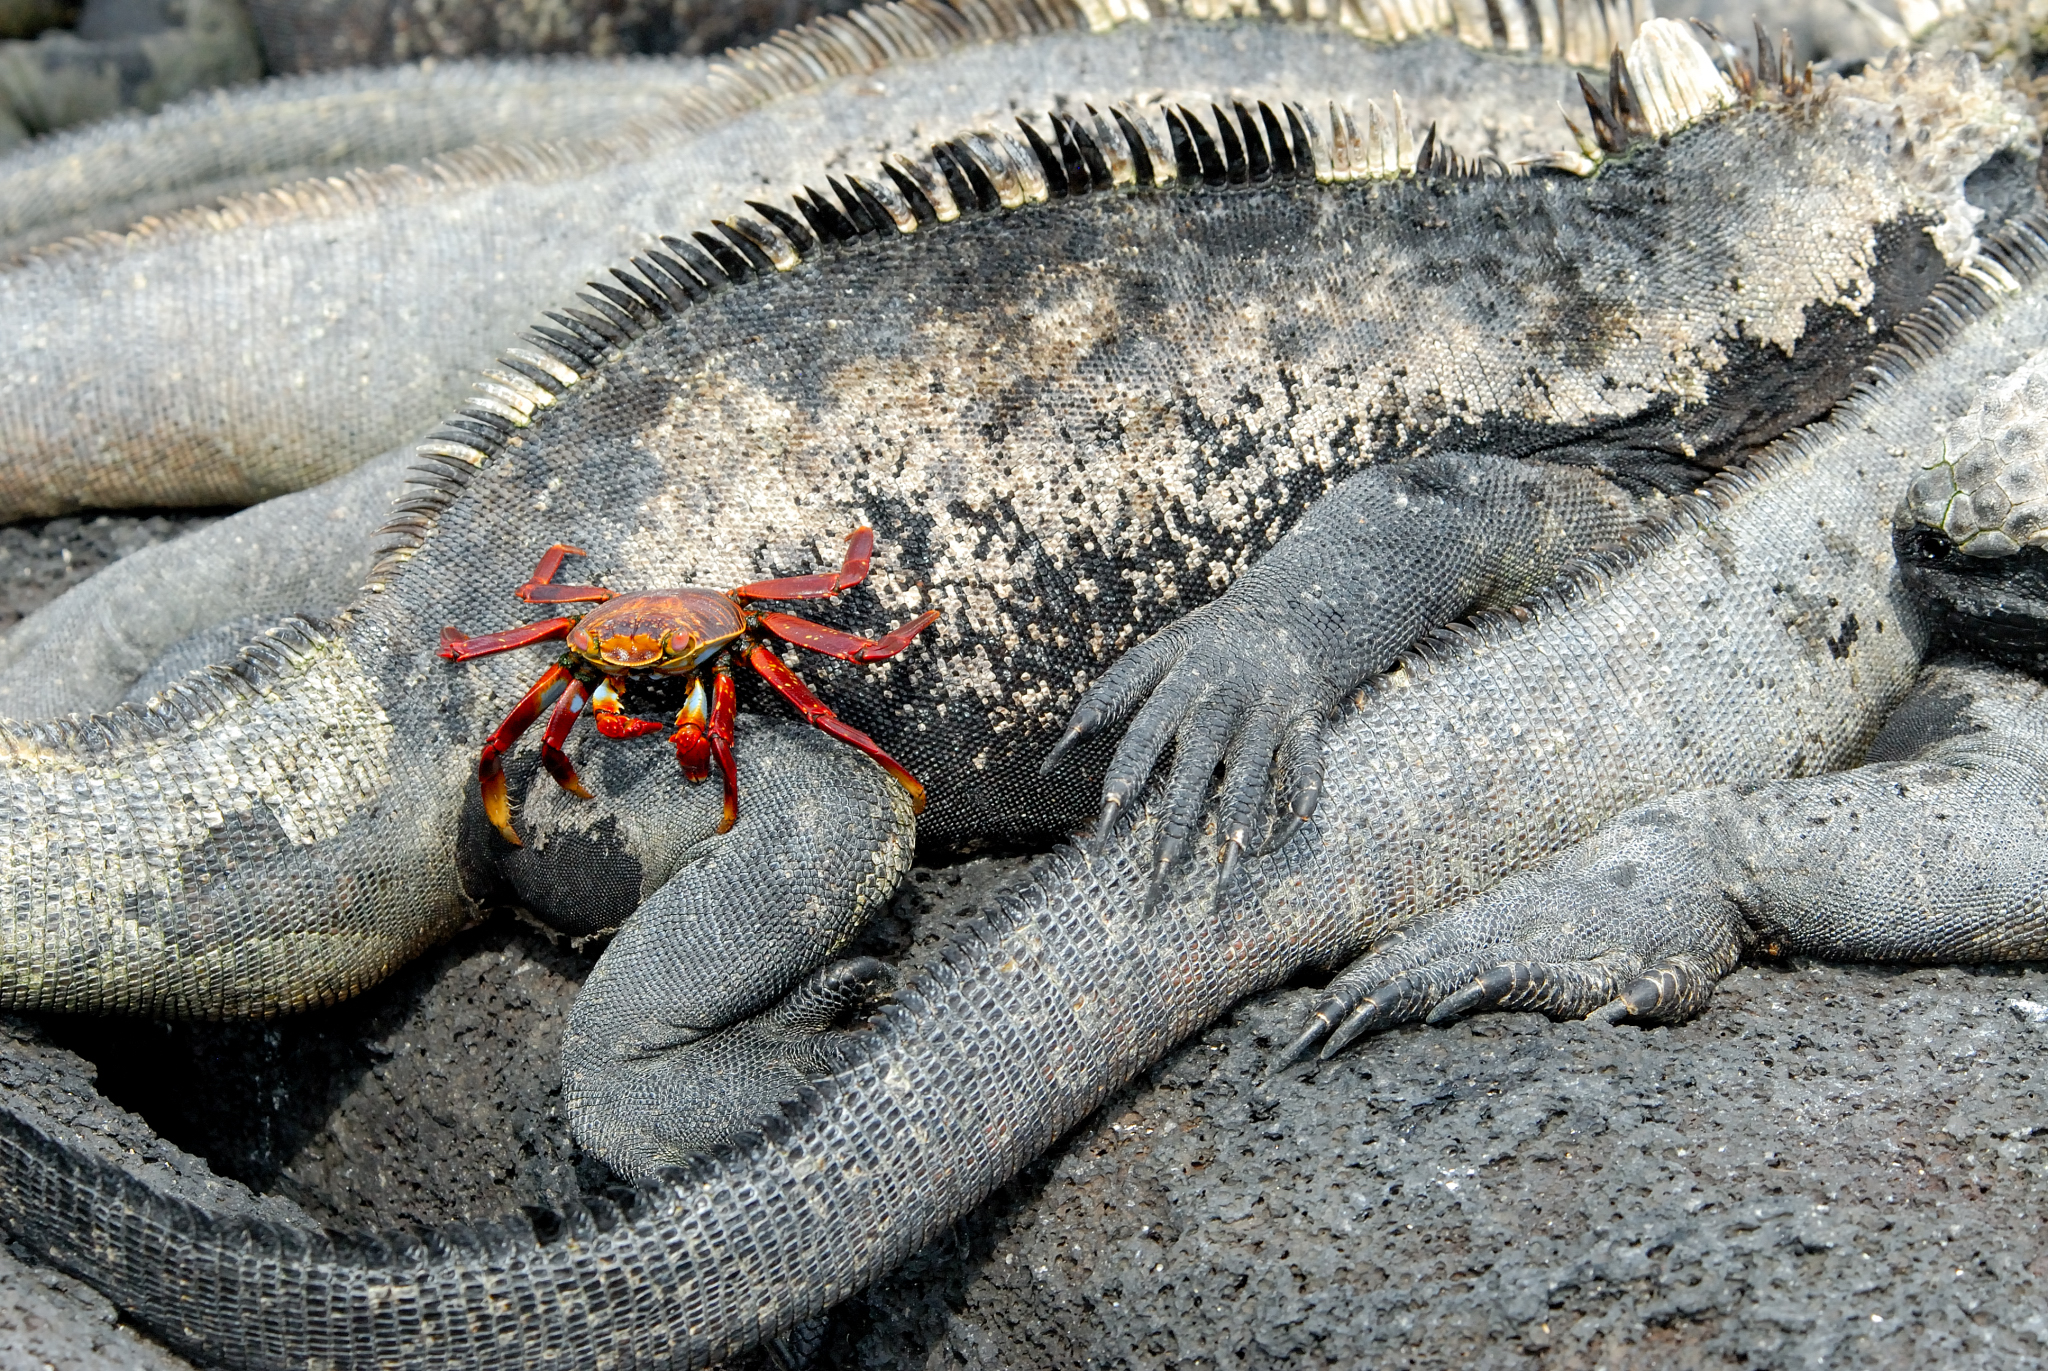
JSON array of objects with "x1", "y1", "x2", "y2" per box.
[
  {"x1": 1043, "y1": 452, "x2": 1645, "y2": 882},
  {"x1": 534, "y1": 720, "x2": 917, "y2": 1178},
  {"x1": 1284, "y1": 657, "x2": 2048, "y2": 1064}
]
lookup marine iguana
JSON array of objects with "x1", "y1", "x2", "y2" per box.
[
  {"x1": 1280, "y1": 347, "x2": 2048, "y2": 1057},
  {"x1": 3, "y1": 127, "x2": 2044, "y2": 1370},
  {"x1": 0, "y1": 23, "x2": 2019, "y2": 1023},
  {"x1": 0, "y1": 7, "x2": 1650, "y2": 724}
]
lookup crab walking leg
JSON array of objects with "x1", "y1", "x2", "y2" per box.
[
  {"x1": 437, "y1": 617, "x2": 575, "y2": 662},
  {"x1": 730, "y1": 526, "x2": 875, "y2": 602},
  {"x1": 745, "y1": 641, "x2": 926, "y2": 814},
  {"x1": 538, "y1": 676, "x2": 596, "y2": 800},
  {"x1": 590, "y1": 676, "x2": 663, "y2": 739},
  {"x1": 758, "y1": 609, "x2": 943, "y2": 664},
  {"x1": 480, "y1": 662, "x2": 575, "y2": 846},
  {"x1": 706, "y1": 662, "x2": 739, "y2": 835},
  {"x1": 513, "y1": 544, "x2": 615, "y2": 606}
]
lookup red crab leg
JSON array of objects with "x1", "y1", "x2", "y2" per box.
[
  {"x1": 438, "y1": 617, "x2": 575, "y2": 661},
  {"x1": 515, "y1": 543, "x2": 614, "y2": 605},
  {"x1": 705, "y1": 661, "x2": 739, "y2": 834},
  {"x1": 730, "y1": 526, "x2": 875, "y2": 601},
  {"x1": 538, "y1": 675, "x2": 596, "y2": 800},
  {"x1": 479, "y1": 663, "x2": 574, "y2": 846},
  {"x1": 590, "y1": 676, "x2": 664, "y2": 739},
  {"x1": 757, "y1": 608, "x2": 941, "y2": 664},
  {"x1": 745, "y1": 641, "x2": 926, "y2": 814}
]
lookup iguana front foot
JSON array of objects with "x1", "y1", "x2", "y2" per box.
[
  {"x1": 1045, "y1": 452, "x2": 1645, "y2": 885},
  {"x1": 525, "y1": 720, "x2": 915, "y2": 1177},
  {"x1": 1279, "y1": 798, "x2": 1745, "y2": 1065},
  {"x1": 1287, "y1": 654, "x2": 2048, "y2": 1066}
]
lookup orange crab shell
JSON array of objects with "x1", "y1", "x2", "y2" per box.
[{"x1": 564, "y1": 589, "x2": 746, "y2": 672}]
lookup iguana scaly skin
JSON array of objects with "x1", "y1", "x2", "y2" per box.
[
  {"x1": 1289, "y1": 343, "x2": 2048, "y2": 1051},
  {"x1": 0, "y1": 0, "x2": 1641, "y2": 519},
  {"x1": 0, "y1": 51, "x2": 748, "y2": 255},
  {"x1": 0, "y1": 29, "x2": 2025, "y2": 1034},
  {"x1": 3, "y1": 153, "x2": 2042, "y2": 1371}
]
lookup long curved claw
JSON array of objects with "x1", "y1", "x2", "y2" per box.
[
  {"x1": 731, "y1": 526, "x2": 876, "y2": 602},
  {"x1": 438, "y1": 617, "x2": 576, "y2": 661},
  {"x1": 1039, "y1": 705, "x2": 1103, "y2": 775},
  {"x1": 514, "y1": 543, "x2": 614, "y2": 605},
  {"x1": 538, "y1": 675, "x2": 595, "y2": 799},
  {"x1": 745, "y1": 641, "x2": 926, "y2": 814},
  {"x1": 479, "y1": 663, "x2": 576, "y2": 845},
  {"x1": 756, "y1": 608, "x2": 941, "y2": 664}
]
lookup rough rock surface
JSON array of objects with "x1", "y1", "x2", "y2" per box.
[{"x1": 0, "y1": 511, "x2": 218, "y2": 633}]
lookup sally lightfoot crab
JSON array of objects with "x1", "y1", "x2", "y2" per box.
[{"x1": 439, "y1": 527, "x2": 940, "y2": 845}]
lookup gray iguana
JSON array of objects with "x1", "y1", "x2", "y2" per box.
[
  {"x1": 3, "y1": 98, "x2": 2045, "y2": 1362},
  {"x1": 0, "y1": 50, "x2": 749, "y2": 254},
  {"x1": 1281, "y1": 349, "x2": 2048, "y2": 1058},
  {"x1": 0, "y1": 0, "x2": 1636, "y2": 519}
]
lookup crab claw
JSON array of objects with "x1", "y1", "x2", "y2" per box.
[
  {"x1": 668, "y1": 665, "x2": 740, "y2": 833},
  {"x1": 590, "y1": 676, "x2": 664, "y2": 740},
  {"x1": 672, "y1": 678, "x2": 713, "y2": 782}
]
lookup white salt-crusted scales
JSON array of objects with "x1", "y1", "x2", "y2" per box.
[
  {"x1": 1829, "y1": 46, "x2": 2035, "y2": 270},
  {"x1": 1908, "y1": 356, "x2": 2048, "y2": 554}
]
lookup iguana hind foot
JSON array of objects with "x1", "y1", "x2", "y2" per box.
[{"x1": 1288, "y1": 655, "x2": 2048, "y2": 1065}]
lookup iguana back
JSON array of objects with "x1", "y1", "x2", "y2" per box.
[{"x1": 0, "y1": 0, "x2": 1636, "y2": 517}]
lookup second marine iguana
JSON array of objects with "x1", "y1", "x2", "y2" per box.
[
  {"x1": 1281, "y1": 346, "x2": 2048, "y2": 1056},
  {"x1": 0, "y1": 25, "x2": 2028, "y2": 1029},
  {"x1": 0, "y1": 0, "x2": 1639, "y2": 520},
  {"x1": 4, "y1": 143, "x2": 2046, "y2": 1371}
]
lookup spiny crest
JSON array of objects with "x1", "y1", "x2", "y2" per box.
[
  {"x1": 0, "y1": 616, "x2": 339, "y2": 755},
  {"x1": 366, "y1": 95, "x2": 1482, "y2": 588},
  {"x1": 1546, "y1": 16, "x2": 1745, "y2": 173}
]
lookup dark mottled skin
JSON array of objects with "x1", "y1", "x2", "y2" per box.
[{"x1": 405, "y1": 86, "x2": 1997, "y2": 855}]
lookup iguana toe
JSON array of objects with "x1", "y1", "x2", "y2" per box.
[{"x1": 1296, "y1": 800, "x2": 1748, "y2": 1059}]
